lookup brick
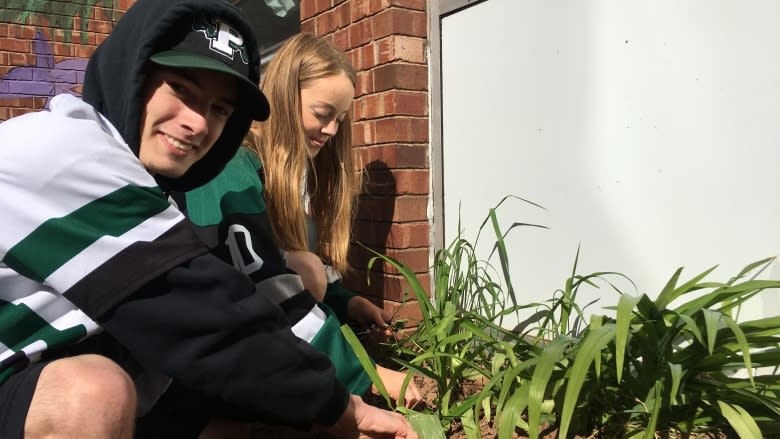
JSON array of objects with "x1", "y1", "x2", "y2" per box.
[
  {"x1": 51, "y1": 42, "x2": 75, "y2": 57},
  {"x1": 354, "y1": 69, "x2": 372, "y2": 97},
  {"x1": 5, "y1": 66, "x2": 32, "y2": 80},
  {"x1": 354, "y1": 144, "x2": 428, "y2": 169},
  {"x1": 355, "y1": 90, "x2": 427, "y2": 120},
  {"x1": 359, "y1": 161, "x2": 398, "y2": 195},
  {"x1": 69, "y1": 32, "x2": 96, "y2": 46},
  {"x1": 347, "y1": 19, "x2": 372, "y2": 49},
  {"x1": 373, "y1": 63, "x2": 427, "y2": 92},
  {"x1": 0, "y1": 24, "x2": 8, "y2": 38},
  {"x1": 118, "y1": 0, "x2": 136, "y2": 11},
  {"x1": 332, "y1": 28, "x2": 349, "y2": 51},
  {"x1": 0, "y1": 38, "x2": 30, "y2": 53},
  {"x1": 358, "y1": 163, "x2": 430, "y2": 196},
  {"x1": 74, "y1": 44, "x2": 96, "y2": 58},
  {"x1": 299, "y1": 0, "x2": 318, "y2": 21},
  {"x1": 378, "y1": 35, "x2": 425, "y2": 64},
  {"x1": 386, "y1": 222, "x2": 429, "y2": 248},
  {"x1": 316, "y1": 10, "x2": 338, "y2": 35},
  {"x1": 352, "y1": 93, "x2": 376, "y2": 120},
  {"x1": 8, "y1": 24, "x2": 36, "y2": 39},
  {"x1": 343, "y1": 269, "x2": 430, "y2": 302},
  {"x1": 387, "y1": 90, "x2": 427, "y2": 116},
  {"x1": 386, "y1": 0, "x2": 426, "y2": 10},
  {"x1": 86, "y1": 20, "x2": 113, "y2": 34},
  {"x1": 372, "y1": 8, "x2": 426, "y2": 39},
  {"x1": 334, "y1": 2, "x2": 351, "y2": 28},
  {"x1": 353, "y1": 220, "x2": 429, "y2": 248},
  {"x1": 384, "y1": 300, "x2": 425, "y2": 327},
  {"x1": 0, "y1": 107, "x2": 11, "y2": 122},
  {"x1": 9, "y1": 53, "x2": 35, "y2": 66},
  {"x1": 356, "y1": 194, "x2": 428, "y2": 222},
  {"x1": 300, "y1": 19, "x2": 316, "y2": 35},
  {"x1": 95, "y1": 32, "x2": 110, "y2": 45},
  {"x1": 94, "y1": 6, "x2": 114, "y2": 21},
  {"x1": 351, "y1": 0, "x2": 384, "y2": 21},
  {"x1": 391, "y1": 169, "x2": 429, "y2": 194},
  {"x1": 352, "y1": 43, "x2": 376, "y2": 70},
  {"x1": 10, "y1": 107, "x2": 36, "y2": 118},
  {"x1": 350, "y1": 244, "x2": 429, "y2": 274},
  {"x1": 8, "y1": 80, "x2": 54, "y2": 96},
  {"x1": 374, "y1": 117, "x2": 428, "y2": 143}
]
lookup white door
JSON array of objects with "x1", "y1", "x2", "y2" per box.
[{"x1": 437, "y1": 0, "x2": 780, "y2": 327}]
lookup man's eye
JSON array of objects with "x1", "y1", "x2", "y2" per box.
[
  {"x1": 168, "y1": 81, "x2": 194, "y2": 99},
  {"x1": 213, "y1": 104, "x2": 233, "y2": 118}
]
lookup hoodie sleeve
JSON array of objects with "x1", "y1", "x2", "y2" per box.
[{"x1": 100, "y1": 252, "x2": 349, "y2": 427}]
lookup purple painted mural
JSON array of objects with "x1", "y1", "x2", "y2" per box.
[{"x1": 0, "y1": 33, "x2": 88, "y2": 108}]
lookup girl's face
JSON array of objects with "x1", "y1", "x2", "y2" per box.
[{"x1": 299, "y1": 72, "x2": 355, "y2": 158}]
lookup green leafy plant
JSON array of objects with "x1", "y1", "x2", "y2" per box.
[
  {"x1": 544, "y1": 257, "x2": 780, "y2": 439},
  {"x1": 359, "y1": 197, "x2": 547, "y2": 437},
  {"x1": 351, "y1": 196, "x2": 780, "y2": 439}
]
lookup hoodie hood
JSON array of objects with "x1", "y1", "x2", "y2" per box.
[{"x1": 82, "y1": 0, "x2": 263, "y2": 192}]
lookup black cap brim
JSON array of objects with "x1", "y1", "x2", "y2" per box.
[{"x1": 150, "y1": 50, "x2": 270, "y2": 121}]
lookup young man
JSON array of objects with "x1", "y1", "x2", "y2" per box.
[{"x1": 0, "y1": 0, "x2": 416, "y2": 438}]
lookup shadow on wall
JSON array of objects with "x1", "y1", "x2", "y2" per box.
[{"x1": 345, "y1": 160, "x2": 397, "y2": 305}]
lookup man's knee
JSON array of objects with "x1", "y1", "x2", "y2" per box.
[
  {"x1": 47, "y1": 354, "x2": 136, "y2": 407},
  {"x1": 25, "y1": 355, "x2": 136, "y2": 438}
]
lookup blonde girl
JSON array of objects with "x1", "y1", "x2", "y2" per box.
[{"x1": 248, "y1": 32, "x2": 420, "y2": 405}]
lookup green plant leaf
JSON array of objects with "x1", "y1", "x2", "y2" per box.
[
  {"x1": 460, "y1": 403, "x2": 480, "y2": 439},
  {"x1": 528, "y1": 336, "x2": 571, "y2": 439},
  {"x1": 340, "y1": 325, "x2": 393, "y2": 407},
  {"x1": 642, "y1": 383, "x2": 663, "y2": 439},
  {"x1": 558, "y1": 323, "x2": 616, "y2": 439},
  {"x1": 717, "y1": 400, "x2": 763, "y2": 439},
  {"x1": 668, "y1": 362, "x2": 682, "y2": 406},
  {"x1": 498, "y1": 382, "x2": 529, "y2": 439},
  {"x1": 721, "y1": 313, "x2": 755, "y2": 387},
  {"x1": 616, "y1": 294, "x2": 642, "y2": 383},
  {"x1": 407, "y1": 411, "x2": 447, "y2": 439},
  {"x1": 702, "y1": 309, "x2": 721, "y2": 355}
]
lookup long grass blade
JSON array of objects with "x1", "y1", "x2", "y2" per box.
[
  {"x1": 528, "y1": 336, "x2": 571, "y2": 439},
  {"x1": 558, "y1": 324, "x2": 616, "y2": 439},
  {"x1": 616, "y1": 294, "x2": 642, "y2": 383},
  {"x1": 716, "y1": 400, "x2": 763, "y2": 439}
]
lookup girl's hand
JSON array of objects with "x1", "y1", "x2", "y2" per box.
[
  {"x1": 374, "y1": 365, "x2": 422, "y2": 409},
  {"x1": 347, "y1": 296, "x2": 393, "y2": 338}
]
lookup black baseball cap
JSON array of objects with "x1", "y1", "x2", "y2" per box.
[{"x1": 150, "y1": 14, "x2": 270, "y2": 120}]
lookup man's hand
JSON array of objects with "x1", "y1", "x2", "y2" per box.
[
  {"x1": 285, "y1": 250, "x2": 327, "y2": 301},
  {"x1": 322, "y1": 395, "x2": 418, "y2": 439}
]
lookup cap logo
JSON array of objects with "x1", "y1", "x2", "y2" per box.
[{"x1": 192, "y1": 16, "x2": 249, "y2": 65}]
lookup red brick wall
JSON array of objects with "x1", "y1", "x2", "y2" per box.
[
  {"x1": 0, "y1": 0, "x2": 132, "y2": 121},
  {"x1": 0, "y1": 0, "x2": 431, "y2": 326},
  {"x1": 300, "y1": 0, "x2": 430, "y2": 325}
]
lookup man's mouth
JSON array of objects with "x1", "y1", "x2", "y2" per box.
[{"x1": 165, "y1": 134, "x2": 196, "y2": 151}]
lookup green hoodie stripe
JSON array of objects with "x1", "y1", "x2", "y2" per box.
[
  {"x1": 4, "y1": 185, "x2": 169, "y2": 282},
  {"x1": 0, "y1": 298, "x2": 87, "y2": 355}
]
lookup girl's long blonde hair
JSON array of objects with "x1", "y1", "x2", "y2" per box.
[{"x1": 249, "y1": 32, "x2": 359, "y2": 274}]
